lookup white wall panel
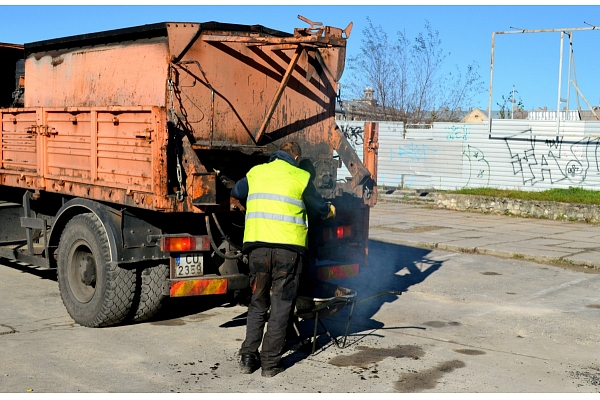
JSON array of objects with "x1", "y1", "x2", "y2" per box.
[{"x1": 335, "y1": 119, "x2": 600, "y2": 192}]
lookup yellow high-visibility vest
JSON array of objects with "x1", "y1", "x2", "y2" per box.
[{"x1": 244, "y1": 159, "x2": 310, "y2": 248}]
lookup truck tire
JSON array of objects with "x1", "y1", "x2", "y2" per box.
[
  {"x1": 57, "y1": 213, "x2": 136, "y2": 327},
  {"x1": 131, "y1": 263, "x2": 169, "y2": 322}
]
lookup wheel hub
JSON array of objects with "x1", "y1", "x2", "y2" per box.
[{"x1": 79, "y1": 255, "x2": 97, "y2": 286}]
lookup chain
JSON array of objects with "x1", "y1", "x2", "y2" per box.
[
  {"x1": 167, "y1": 78, "x2": 178, "y2": 124},
  {"x1": 175, "y1": 150, "x2": 185, "y2": 202},
  {"x1": 168, "y1": 76, "x2": 185, "y2": 202},
  {"x1": 335, "y1": 87, "x2": 352, "y2": 143}
]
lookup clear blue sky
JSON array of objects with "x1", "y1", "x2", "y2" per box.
[{"x1": 2, "y1": 3, "x2": 600, "y2": 111}]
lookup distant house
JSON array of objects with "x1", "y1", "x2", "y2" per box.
[
  {"x1": 461, "y1": 108, "x2": 487, "y2": 123},
  {"x1": 336, "y1": 87, "x2": 383, "y2": 121}
]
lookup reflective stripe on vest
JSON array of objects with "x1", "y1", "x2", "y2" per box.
[
  {"x1": 247, "y1": 193, "x2": 306, "y2": 209},
  {"x1": 245, "y1": 211, "x2": 307, "y2": 227},
  {"x1": 244, "y1": 159, "x2": 310, "y2": 248}
]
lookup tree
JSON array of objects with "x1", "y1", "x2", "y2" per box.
[
  {"x1": 344, "y1": 18, "x2": 485, "y2": 124},
  {"x1": 496, "y1": 89, "x2": 524, "y2": 119}
]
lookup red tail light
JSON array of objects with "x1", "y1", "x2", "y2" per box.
[
  {"x1": 161, "y1": 236, "x2": 211, "y2": 252},
  {"x1": 323, "y1": 225, "x2": 352, "y2": 241}
]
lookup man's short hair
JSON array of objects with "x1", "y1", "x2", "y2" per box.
[{"x1": 279, "y1": 142, "x2": 301, "y2": 159}]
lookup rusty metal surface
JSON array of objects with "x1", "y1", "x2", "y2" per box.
[
  {"x1": 168, "y1": 18, "x2": 349, "y2": 158},
  {"x1": 2, "y1": 107, "x2": 166, "y2": 209},
  {"x1": 0, "y1": 105, "x2": 232, "y2": 213},
  {"x1": 165, "y1": 22, "x2": 201, "y2": 63},
  {"x1": 362, "y1": 122, "x2": 378, "y2": 207},
  {"x1": 1, "y1": 18, "x2": 376, "y2": 216},
  {"x1": 25, "y1": 38, "x2": 170, "y2": 108},
  {"x1": 0, "y1": 109, "x2": 37, "y2": 172},
  {"x1": 170, "y1": 40, "x2": 339, "y2": 150},
  {"x1": 21, "y1": 18, "x2": 349, "y2": 153}
]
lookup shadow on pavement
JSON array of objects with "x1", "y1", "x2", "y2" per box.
[
  {"x1": 286, "y1": 239, "x2": 443, "y2": 355},
  {"x1": 154, "y1": 292, "x2": 242, "y2": 323},
  {"x1": 0, "y1": 257, "x2": 58, "y2": 281},
  {"x1": 2, "y1": 238, "x2": 442, "y2": 346}
]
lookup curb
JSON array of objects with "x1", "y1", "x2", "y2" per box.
[
  {"x1": 378, "y1": 190, "x2": 600, "y2": 225},
  {"x1": 369, "y1": 235, "x2": 600, "y2": 271}
]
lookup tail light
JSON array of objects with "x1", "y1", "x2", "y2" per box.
[
  {"x1": 160, "y1": 236, "x2": 211, "y2": 252},
  {"x1": 323, "y1": 225, "x2": 352, "y2": 242}
]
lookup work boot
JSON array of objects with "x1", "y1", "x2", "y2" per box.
[
  {"x1": 261, "y1": 365, "x2": 285, "y2": 378},
  {"x1": 239, "y1": 354, "x2": 258, "y2": 374}
]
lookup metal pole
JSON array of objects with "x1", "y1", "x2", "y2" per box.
[
  {"x1": 489, "y1": 26, "x2": 600, "y2": 134},
  {"x1": 556, "y1": 31, "x2": 565, "y2": 137},
  {"x1": 488, "y1": 32, "x2": 495, "y2": 135},
  {"x1": 511, "y1": 85, "x2": 515, "y2": 119},
  {"x1": 312, "y1": 311, "x2": 319, "y2": 354},
  {"x1": 342, "y1": 302, "x2": 357, "y2": 349},
  {"x1": 494, "y1": 26, "x2": 600, "y2": 35},
  {"x1": 566, "y1": 32, "x2": 573, "y2": 114}
]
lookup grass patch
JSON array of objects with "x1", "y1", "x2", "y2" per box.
[{"x1": 445, "y1": 187, "x2": 600, "y2": 205}]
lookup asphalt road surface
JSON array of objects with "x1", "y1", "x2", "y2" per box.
[{"x1": 1, "y1": 239, "x2": 599, "y2": 393}]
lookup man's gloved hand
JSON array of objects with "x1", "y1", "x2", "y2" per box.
[{"x1": 326, "y1": 203, "x2": 336, "y2": 219}]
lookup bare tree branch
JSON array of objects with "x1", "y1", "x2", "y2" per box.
[{"x1": 344, "y1": 18, "x2": 485, "y2": 124}]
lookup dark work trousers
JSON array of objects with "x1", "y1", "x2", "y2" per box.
[{"x1": 239, "y1": 247, "x2": 302, "y2": 370}]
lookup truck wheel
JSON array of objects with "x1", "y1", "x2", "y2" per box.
[
  {"x1": 131, "y1": 263, "x2": 169, "y2": 322},
  {"x1": 57, "y1": 213, "x2": 136, "y2": 327}
]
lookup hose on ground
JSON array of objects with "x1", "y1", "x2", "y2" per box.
[
  {"x1": 211, "y1": 213, "x2": 242, "y2": 251},
  {"x1": 205, "y1": 215, "x2": 243, "y2": 260}
]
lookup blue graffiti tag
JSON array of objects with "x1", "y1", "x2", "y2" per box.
[
  {"x1": 390, "y1": 143, "x2": 438, "y2": 163},
  {"x1": 445, "y1": 124, "x2": 470, "y2": 141}
]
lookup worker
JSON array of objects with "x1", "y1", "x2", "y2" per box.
[{"x1": 232, "y1": 141, "x2": 335, "y2": 378}]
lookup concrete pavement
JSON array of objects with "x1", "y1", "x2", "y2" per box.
[{"x1": 370, "y1": 201, "x2": 600, "y2": 271}]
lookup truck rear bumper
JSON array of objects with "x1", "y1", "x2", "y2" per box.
[
  {"x1": 316, "y1": 262, "x2": 360, "y2": 281},
  {"x1": 168, "y1": 274, "x2": 249, "y2": 297}
]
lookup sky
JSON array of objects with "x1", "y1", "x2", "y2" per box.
[{"x1": 2, "y1": 2, "x2": 600, "y2": 112}]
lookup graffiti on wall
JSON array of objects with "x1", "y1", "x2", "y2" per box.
[
  {"x1": 340, "y1": 124, "x2": 364, "y2": 149},
  {"x1": 390, "y1": 143, "x2": 438, "y2": 163},
  {"x1": 343, "y1": 120, "x2": 600, "y2": 191},
  {"x1": 463, "y1": 145, "x2": 490, "y2": 188},
  {"x1": 504, "y1": 135, "x2": 600, "y2": 186},
  {"x1": 445, "y1": 124, "x2": 470, "y2": 141}
]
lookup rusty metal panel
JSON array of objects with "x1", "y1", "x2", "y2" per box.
[
  {"x1": 96, "y1": 110, "x2": 154, "y2": 191},
  {"x1": 44, "y1": 110, "x2": 92, "y2": 181},
  {"x1": 363, "y1": 122, "x2": 378, "y2": 206},
  {"x1": 1, "y1": 107, "x2": 170, "y2": 210},
  {"x1": 190, "y1": 173, "x2": 217, "y2": 206},
  {"x1": 37, "y1": 108, "x2": 158, "y2": 193},
  {"x1": 24, "y1": 38, "x2": 169, "y2": 108},
  {"x1": 0, "y1": 109, "x2": 38, "y2": 172},
  {"x1": 165, "y1": 22, "x2": 201, "y2": 62},
  {"x1": 171, "y1": 33, "x2": 342, "y2": 159}
]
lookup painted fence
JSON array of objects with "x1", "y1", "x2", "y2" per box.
[{"x1": 336, "y1": 119, "x2": 600, "y2": 191}]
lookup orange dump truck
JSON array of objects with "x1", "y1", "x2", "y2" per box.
[{"x1": 0, "y1": 17, "x2": 378, "y2": 327}]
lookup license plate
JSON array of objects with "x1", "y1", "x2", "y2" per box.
[{"x1": 173, "y1": 253, "x2": 204, "y2": 278}]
